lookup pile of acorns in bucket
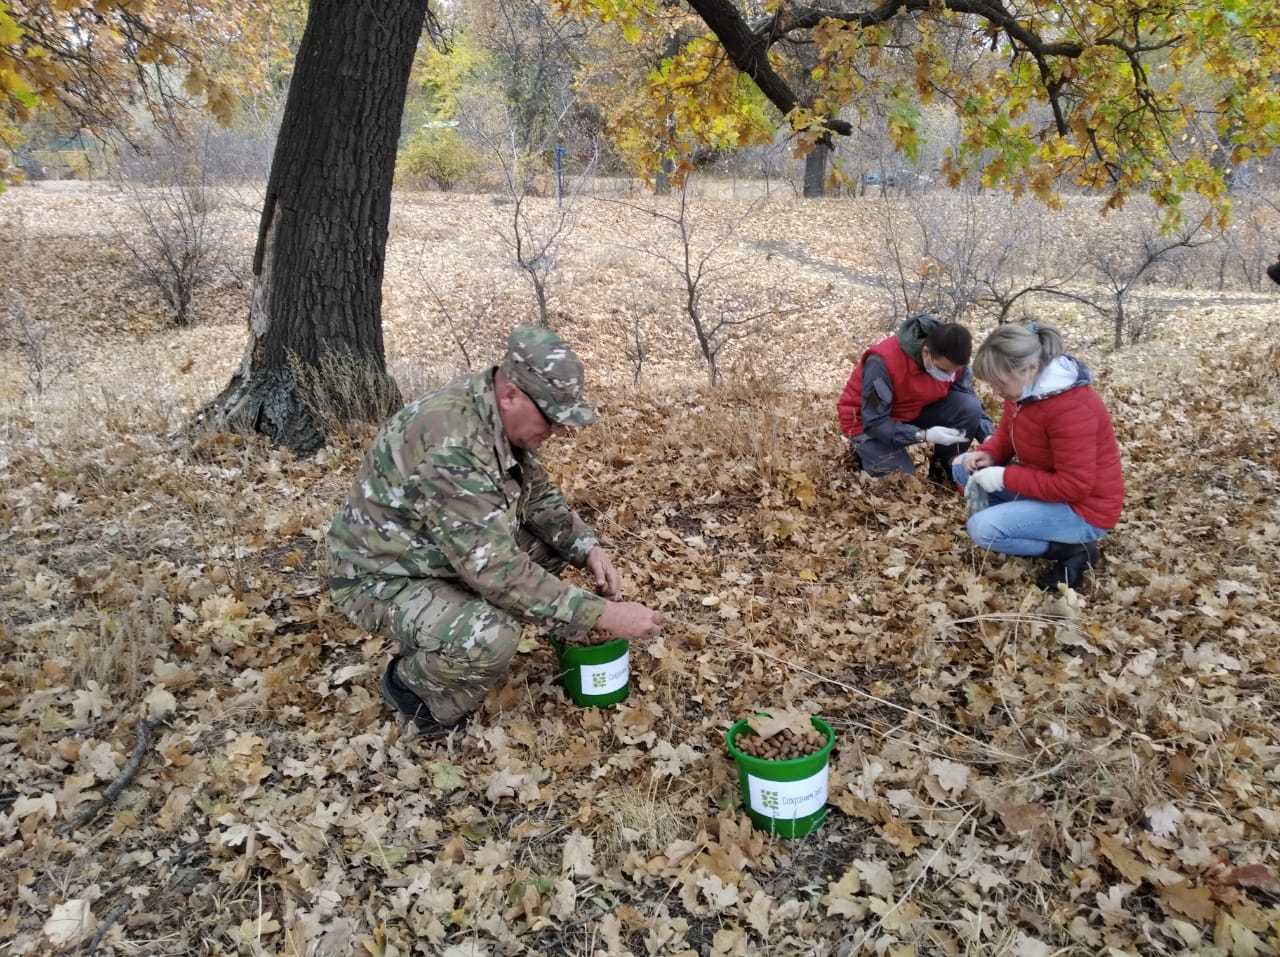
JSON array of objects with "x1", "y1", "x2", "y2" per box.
[{"x1": 734, "y1": 723, "x2": 827, "y2": 760}]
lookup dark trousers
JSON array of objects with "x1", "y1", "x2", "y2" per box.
[{"x1": 854, "y1": 389, "x2": 992, "y2": 477}]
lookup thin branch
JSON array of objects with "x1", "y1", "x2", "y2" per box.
[
  {"x1": 85, "y1": 901, "x2": 131, "y2": 956},
  {"x1": 58, "y1": 718, "x2": 155, "y2": 836}
]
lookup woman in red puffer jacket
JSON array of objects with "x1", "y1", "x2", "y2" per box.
[{"x1": 952, "y1": 322, "x2": 1124, "y2": 590}]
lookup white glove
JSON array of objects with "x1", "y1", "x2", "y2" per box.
[
  {"x1": 971, "y1": 466, "x2": 1006, "y2": 493},
  {"x1": 924, "y1": 426, "x2": 968, "y2": 445}
]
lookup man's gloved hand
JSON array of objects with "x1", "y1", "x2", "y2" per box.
[
  {"x1": 971, "y1": 466, "x2": 1006, "y2": 493},
  {"x1": 924, "y1": 426, "x2": 968, "y2": 446}
]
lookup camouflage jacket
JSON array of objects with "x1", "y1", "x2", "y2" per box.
[{"x1": 326, "y1": 369, "x2": 606, "y2": 631}]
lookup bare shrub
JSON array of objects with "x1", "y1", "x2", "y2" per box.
[
  {"x1": 606, "y1": 177, "x2": 802, "y2": 387},
  {"x1": 507, "y1": 167, "x2": 592, "y2": 327},
  {"x1": 1213, "y1": 192, "x2": 1280, "y2": 290},
  {"x1": 456, "y1": 3, "x2": 597, "y2": 327},
  {"x1": 114, "y1": 131, "x2": 232, "y2": 327},
  {"x1": 873, "y1": 184, "x2": 1085, "y2": 327},
  {"x1": 471, "y1": 129, "x2": 598, "y2": 327},
  {"x1": 1086, "y1": 214, "x2": 1212, "y2": 349},
  {"x1": 612, "y1": 310, "x2": 649, "y2": 386},
  {"x1": 1123, "y1": 298, "x2": 1166, "y2": 344},
  {"x1": 4, "y1": 295, "x2": 74, "y2": 396}
]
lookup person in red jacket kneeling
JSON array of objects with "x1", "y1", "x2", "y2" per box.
[
  {"x1": 954, "y1": 322, "x2": 1124, "y2": 591},
  {"x1": 837, "y1": 314, "x2": 993, "y2": 482}
]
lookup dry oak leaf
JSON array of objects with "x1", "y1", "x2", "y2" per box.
[
  {"x1": 144, "y1": 686, "x2": 177, "y2": 721},
  {"x1": 561, "y1": 830, "x2": 596, "y2": 878},
  {"x1": 1214, "y1": 914, "x2": 1269, "y2": 956},
  {"x1": 1225, "y1": 864, "x2": 1280, "y2": 894},
  {"x1": 13, "y1": 793, "x2": 57, "y2": 822},
  {"x1": 1159, "y1": 882, "x2": 1217, "y2": 925},
  {"x1": 744, "y1": 891, "x2": 773, "y2": 938},
  {"x1": 998, "y1": 803, "x2": 1051, "y2": 836},
  {"x1": 653, "y1": 740, "x2": 702, "y2": 778},
  {"x1": 80, "y1": 740, "x2": 120, "y2": 781},
  {"x1": 928, "y1": 758, "x2": 971, "y2": 797},
  {"x1": 697, "y1": 873, "x2": 740, "y2": 911},
  {"x1": 549, "y1": 879, "x2": 576, "y2": 921},
  {"x1": 54, "y1": 772, "x2": 95, "y2": 817},
  {"x1": 1097, "y1": 833, "x2": 1152, "y2": 884},
  {"x1": 663, "y1": 839, "x2": 700, "y2": 867},
  {"x1": 1145, "y1": 802, "x2": 1184, "y2": 840},
  {"x1": 712, "y1": 926, "x2": 748, "y2": 957},
  {"x1": 881, "y1": 818, "x2": 924, "y2": 854},
  {"x1": 599, "y1": 912, "x2": 626, "y2": 955},
  {"x1": 746, "y1": 708, "x2": 816, "y2": 740},
  {"x1": 484, "y1": 768, "x2": 537, "y2": 804},
  {"x1": 824, "y1": 867, "x2": 865, "y2": 918},
  {"x1": 867, "y1": 896, "x2": 922, "y2": 933},
  {"x1": 1097, "y1": 882, "x2": 1135, "y2": 925},
  {"x1": 854, "y1": 859, "x2": 895, "y2": 898},
  {"x1": 1013, "y1": 935, "x2": 1054, "y2": 957},
  {"x1": 44, "y1": 899, "x2": 95, "y2": 947}
]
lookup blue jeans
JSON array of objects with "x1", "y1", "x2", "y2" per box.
[{"x1": 951, "y1": 461, "x2": 1106, "y2": 557}]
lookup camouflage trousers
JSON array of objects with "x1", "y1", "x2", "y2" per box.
[{"x1": 328, "y1": 529, "x2": 567, "y2": 725}]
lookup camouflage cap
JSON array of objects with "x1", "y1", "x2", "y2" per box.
[{"x1": 499, "y1": 326, "x2": 597, "y2": 426}]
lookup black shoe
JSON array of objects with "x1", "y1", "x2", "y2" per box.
[
  {"x1": 927, "y1": 442, "x2": 969, "y2": 490},
  {"x1": 927, "y1": 455, "x2": 953, "y2": 488},
  {"x1": 379, "y1": 657, "x2": 464, "y2": 737},
  {"x1": 1037, "y1": 542, "x2": 1101, "y2": 591},
  {"x1": 848, "y1": 439, "x2": 865, "y2": 473}
]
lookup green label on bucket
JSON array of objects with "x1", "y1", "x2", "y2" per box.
[
  {"x1": 747, "y1": 766, "x2": 828, "y2": 820},
  {"x1": 580, "y1": 651, "x2": 629, "y2": 696}
]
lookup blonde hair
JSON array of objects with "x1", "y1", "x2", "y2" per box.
[{"x1": 972, "y1": 322, "x2": 1065, "y2": 384}]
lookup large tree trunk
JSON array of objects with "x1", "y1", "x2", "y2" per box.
[
  {"x1": 803, "y1": 140, "x2": 829, "y2": 198},
  {"x1": 195, "y1": 0, "x2": 427, "y2": 454}
]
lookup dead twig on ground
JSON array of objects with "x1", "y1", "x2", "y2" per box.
[
  {"x1": 85, "y1": 901, "x2": 131, "y2": 955},
  {"x1": 58, "y1": 718, "x2": 155, "y2": 836}
]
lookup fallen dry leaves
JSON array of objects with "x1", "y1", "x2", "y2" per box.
[{"x1": 0, "y1": 184, "x2": 1278, "y2": 955}]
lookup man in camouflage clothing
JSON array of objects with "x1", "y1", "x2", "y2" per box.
[{"x1": 327, "y1": 327, "x2": 662, "y2": 734}]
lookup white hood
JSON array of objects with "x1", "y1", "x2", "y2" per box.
[{"x1": 1021, "y1": 355, "x2": 1083, "y2": 401}]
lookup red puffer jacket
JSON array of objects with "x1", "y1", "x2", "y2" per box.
[
  {"x1": 978, "y1": 364, "x2": 1124, "y2": 529},
  {"x1": 837, "y1": 335, "x2": 952, "y2": 436}
]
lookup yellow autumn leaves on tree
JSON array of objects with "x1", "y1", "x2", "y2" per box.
[
  {"x1": 561, "y1": 0, "x2": 1280, "y2": 224},
  {"x1": 0, "y1": 0, "x2": 300, "y2": 187}
]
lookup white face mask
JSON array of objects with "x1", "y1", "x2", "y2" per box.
[{"x1": 924, "y1": 359, "x2": 956, "y2": 382}]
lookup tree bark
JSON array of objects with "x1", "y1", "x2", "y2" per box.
[
  {"x1": 803, "y1": 140, "x2": 829, "y2": 197},
  {"x1": 194, "y1": 0, "x2": 427, "y2": 454},
  {"x1": 682, "y1": 0, "x2": 851, "y2": 138}
]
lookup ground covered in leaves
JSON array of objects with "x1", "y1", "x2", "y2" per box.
[{"x1": 1, "y1": 183, "x2": 1279, "y2": 955}]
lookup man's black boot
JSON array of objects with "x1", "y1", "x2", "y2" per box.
[
  {"x1": 379, "y1": 657, "x2": 465, "y2": 737},
  {"x1": 1037, "y1": 541, "x2": 1101, "y2": 591}
]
